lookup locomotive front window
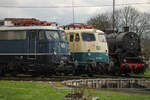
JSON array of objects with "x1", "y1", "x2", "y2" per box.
[
  {"x1": 46, "y1": 31, "x2": 60, "y2": 40},
  {"x1": 81, "y1": 33, "x2": 95, "y2": 41},
  {"x1": 98, "y1": 34, "x2": 106, "y2": 42}
]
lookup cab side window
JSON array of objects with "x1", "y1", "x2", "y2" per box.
[
  {"x1": 62, "y1": 31, "x2": 67, "y2": 40},
  {"x1": 39, "y1": 31, "x2": 45, "y2": 40},
  {"x1": 0, "y1": 30, "x2": 26, "y2": 40},
  {"x1": 75, "y1": 33, "x2": 80, "y2": 42},
  {"x1": 70, "y1": 33, "x2": 74, "y2": 42},
  {"x1": 30, "y1": 31, "x2": 36, "y2": 40},
  {"x1": 98, "y1": 34, "x2": 106, "y2": 42}
]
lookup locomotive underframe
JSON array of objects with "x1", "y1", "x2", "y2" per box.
[
  {"x1": 109, "y1": 53, "x2": 146, "y2": 75},
  {"x1": 0, "y1": 54, "x2": 74, "y2": 76},
  {"x1": 74, "y1": 60, "x2": 109, "y2": 75}
]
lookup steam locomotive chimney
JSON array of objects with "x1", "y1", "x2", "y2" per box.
[{"x1": 123, "y1": 26, "x2": 129, "y2": 32}]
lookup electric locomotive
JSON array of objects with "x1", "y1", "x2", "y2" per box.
[
  {"x1": 0, "y1": 19, "x2": 73, "y2": 76},
  {"x1": 62, "y1": 24, "x2": 109, "y2": 74},
  {"x1": 104, "y1": 27, "x2": 147, "y2": 75}
]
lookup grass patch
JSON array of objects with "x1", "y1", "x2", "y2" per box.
[
  {"x1": 0, "y1": 81, "x2": 69, "y2": 100},
  {"x1": 132, "y1": 69, "x2": 150, "y2": 78},
  {"x1": 0, "y1": 81, "x2": 150, "y2": 100},
  {"x1": 92, "y1": 91, "x2": 150, "y2": 100},
  {"x1": 144, "y1": 69, "x2": 150, "y2": 76},
  {"x1": 52, "y1": 82, "x2": 68, "y2": 88}
]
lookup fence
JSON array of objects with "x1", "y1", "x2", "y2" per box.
[{"x1": 63, "y1": 78, "x2": 150, "y2": 89}]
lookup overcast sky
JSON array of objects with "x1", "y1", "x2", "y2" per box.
[{"x1": 0, "y1": 0, "x2": 150, "y2": 25}]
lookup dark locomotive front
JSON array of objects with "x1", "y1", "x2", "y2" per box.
[{"x1": 105, "y1": 29, "x2": 146, "y2": 74}]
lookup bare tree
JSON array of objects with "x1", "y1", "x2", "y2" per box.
[
  {"x1": 114, "y1": 7, "x2": 150, "y2": 38},
  {"x1": 87, "y1": 14, "x2": 111, "y2": 30},
  {"x1": 87, "y1": 6, "x2": 150, "y2": 38}
]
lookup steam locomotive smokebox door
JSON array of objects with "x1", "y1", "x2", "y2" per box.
[
  {"x1": 123, "y1": 26, "x2": 129, "y2": 32},
  {"x1": 27, "y1": 31, "x2": 38, "y2": 54}
]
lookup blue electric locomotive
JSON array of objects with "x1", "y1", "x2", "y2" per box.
[{"x1": 0, "y1": 25, "x2": 73, "y2": 76}]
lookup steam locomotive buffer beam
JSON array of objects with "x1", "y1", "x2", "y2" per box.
[{"x1": 63, "y1": 78, "x2": 150, "y2": 89}]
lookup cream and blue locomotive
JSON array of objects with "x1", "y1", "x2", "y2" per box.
[{"x1": 62, "y1": 24, "x2": 109, "y2": 74}]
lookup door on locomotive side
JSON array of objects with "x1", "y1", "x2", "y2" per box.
[
  {"x1": 65, "y1": 32, "x2": 80, "y2": 53},
  {"x1": 65, "y1": 31, "x2": 82, "y2": 62},
  {"x1": 27, "y1": 30, "x2": 38, "y2": 54},
  {"x1": 68, "y1": 32, "x2": 75, "y2": 52},
  {"x1": 74, "y1": 32, "x2": 81, "y2": 52},
  {"x1": 27, "y1": 30, "x2": 48, "y2": 54},
  {"x1": 38, "y1": 30, "x2": 47, "y2": 53}
]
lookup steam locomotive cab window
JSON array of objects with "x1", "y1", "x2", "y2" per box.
[
  {"x1": 98, "y1": 34, "x2": 106, "y2": 42},
  {"x1": 81, "y1": 33, "x2": 95, "y2": 41},
  {"x1": 0, "y1": 30, "x2": 26, "y2": 40},
  {"x1": 46, "y1": 31, "x2": 60, "y2": 40}
]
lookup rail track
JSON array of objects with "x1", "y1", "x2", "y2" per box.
[
  {"x1": 0, "y1": 74, "x2": 150, "y2": 82},
  {"x1": 0, "y1": 77, "x2": 87, "y2": 82}
]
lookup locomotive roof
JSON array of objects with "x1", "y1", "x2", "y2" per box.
[
  {"x1": 0, "y1": 26, "x2": 63, "y2": 31},
  {"x1": 65, "y1": 29, "x2": 104, "y2": 34}
]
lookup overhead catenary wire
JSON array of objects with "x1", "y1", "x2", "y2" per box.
[
  {"x1": 113, "y1": 0, "x2": 115, "y2": 32},
  {"x1": 0, "y1": 2, "x2": 149, "y2": 8},
  {"x1": 72, "y1": 0, "x2": 75, "y2": 24}
]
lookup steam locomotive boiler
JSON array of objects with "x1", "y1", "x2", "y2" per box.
[{"x1": 105, "y1": 28, "x2": 146, "y2": 75}]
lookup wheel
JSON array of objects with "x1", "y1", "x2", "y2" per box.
[
  {"x1": 88, "y1": 73, "x2": 93, "y2": 77},
  {"x1": 0, "y1": 64, "x2": 6, "y2": 76},
  {"x1": 0, "y1": 67, "x2": 3, "y2": 76},
  {"x1": 108, "y1": 62, "x2": 116, "y2": 75}
]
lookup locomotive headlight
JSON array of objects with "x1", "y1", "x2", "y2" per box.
[
  {"x1": 53, "y1": 48, "x2": 56, "y2": 55},
  {"x1": 88, "y1": 49, "x2": 91, "y2": 56},
  {"x1": 68, "y1": 52, "x2": 71, "y2": 55},
  {"x1": 60, "y1": 60, "x2": 64, "y2": 64},
  {"x1": 131, "y1": 43, "x2": 134, "y2": 46},
  {"x1": 105, "y1": 50, "x2": 108, "y2": 55}
]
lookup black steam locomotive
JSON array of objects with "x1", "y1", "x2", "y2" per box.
[{"x1": 104, "y1": 27, "x2": 146, "y2": 75}]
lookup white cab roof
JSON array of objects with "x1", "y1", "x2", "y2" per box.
[
  {"x1": 65, "y1": 29, "x2": 104, "y2": 34},
  {"x1": 0, "y1": 26, "x2": 63, "y2": 31}
]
